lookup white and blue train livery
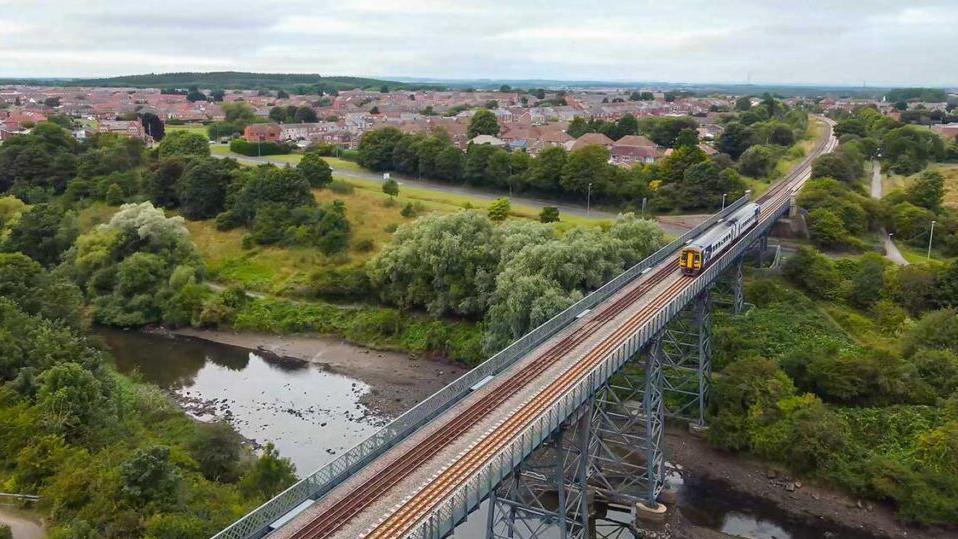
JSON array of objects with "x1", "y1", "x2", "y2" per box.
[{"x1": 678, "y1": 203, "x2": 762, "y2": 275}]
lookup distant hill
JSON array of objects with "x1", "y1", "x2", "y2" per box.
[{"x1": 0, "y1": 71, "x2": 444, "y2": 92}]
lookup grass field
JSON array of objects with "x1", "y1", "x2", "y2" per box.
[
  {"x1": 939, "y1": 164, "x2": 958, "y2": 208},
  {"x1": 165, "y1": 124, "x2": 208, "y2": 137}
]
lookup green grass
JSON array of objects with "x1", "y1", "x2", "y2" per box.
[
  {"x1": 936, "y1": 164, "x2": 958, "y2": 209},
  {"x1": 165, "y1": 124, "x2": 209, "y2": 138}
]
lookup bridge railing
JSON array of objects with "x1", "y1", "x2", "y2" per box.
[
  {"x1": 213, "y1": 196, "x2": 749, "y2": 539},
  {"x1": 410, "y1": 190, "x2": 789, "y2": 539}
]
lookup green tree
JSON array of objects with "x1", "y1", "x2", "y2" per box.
[
  {"x1": 37, "y1": 362, "x2": 107, "y2": 436},
  {"x1": 145, "y1": 157, "x2": 186, "y2": 208},
  {"x1": 189, "y1": 421, "x2": 243, "y2": 482},
  {"x1": 488, "y1": 197, "x2": 511, "y2": 222},
  {"x1": 906, "y1": 170, "x2": 945, "y2": 211},
  {"x1": 539, "y1": 206, "x2": 560, "y2": 223},
  {"x1": 560, "y1": 145, "x2": 613, "y2": 195},
  {"x1": 231, "y1": 166, "x2": 314, "y2": 224},
  {"x1": 737, "y1": 145, "x2": 780, "y2": 178},
  {"x1": 177, "y1": 158, "x2": 237, "y2": 219},
  {"x1": 158, "y1": 130, "x2": 209, "y2": 158},
  {"x1": 783, "y1": 246, "x2": 843, "y2": 299},
  {"x1": 239, "y1": 442, "x2": 296, "y2": 501},
  {"x1": 567, "y1": 117, "x2": 590, "y2": 138},
  {"x1": 674, "y1": 128, "x2": 699, "y2": 149},
  {"x1": 119, "y1": 445, "x2": 181, "y2": 508},
  {"x1": 807, "y1": 208, "x2": 850, "y2": 248},
  {"x1": 297, "y1": 152, "x2": 333, "y2": 188},
  {"x1": 3, "y1": 203, "x2": 77, "y2": 267},
  {"x1": 382, "y1": 178, "x2": 399, "y2": 197},
  {"x1": 850, "y1": 253, "x2": 887, "y2": 308},
  {"x1": 735, "y1": 96, "x2": 752, "y2": 111},
  {"x1": 467, "y1": 109, "x2": 500, "y2": 138},
  {"x1": 717, "y1": 123, "x2": 755, "y2": 159},
  {"x1": 357, "y1": 127, "x2": 404, "y2": 171}
]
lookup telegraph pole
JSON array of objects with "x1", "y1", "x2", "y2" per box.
[{"x1": 928, "y1": 220, "x2": 936, "y2": 260}]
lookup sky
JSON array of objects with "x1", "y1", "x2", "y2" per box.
[{"x1": 1, "y1": 0, "x2": 955, "y2": 86}]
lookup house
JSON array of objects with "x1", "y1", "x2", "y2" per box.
[
  {"x1": 97, "y1": 120, "x2": 153, "y2": 143},
  {"x1": 567, "y1": 132, "x2": 614, "y2": 152},
  {"x1": 611, "y1": 135, "x2": 663, "y2": 165},
  {"x1": 933, "y1": 123, "x2": 958, "y2": 141},
  {"x1": 243, "y1": 123, "x2": 282, "y2": 143}
]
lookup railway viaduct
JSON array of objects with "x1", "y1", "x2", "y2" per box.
[{"x1": 214, "y1": 118, "x2": 838, "y2": 539}]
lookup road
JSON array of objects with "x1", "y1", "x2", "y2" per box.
[
  {"x1": 871, "y1": 160, "x2": 909, "y2": 266},
  {"x1": 212, "y1": 151, "x2": 713, "y2": 234}
]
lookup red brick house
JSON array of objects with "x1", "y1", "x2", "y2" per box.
[{"x1": 244, "y1": 123, "x2": 282, "y2": 143}]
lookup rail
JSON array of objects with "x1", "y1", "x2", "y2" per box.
[
  {"x1": 213, "y1": 197, "x2": 748, "y2": 539},
  {"x1": 408, "y1": 172, "x2": 809, "y2": 539}
]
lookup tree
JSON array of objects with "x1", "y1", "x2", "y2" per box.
[
  {"x1": 293, "y1": 106, "x2": 318, "y2": 123},
  {"x1": 44, "y1": 96, "x2": 61, "y2": 108},
  {"x1": 268, "y1": 106, "x2": 287, "y2": 123},
  {"x1": 276, "y1": 89, "x2": 290, "y2": 99},
  {"x1": 674, "y1": 128, "x2": 699, "y2": 149},
  {"x1": 807, "y1": 208, "x2": 850, "y2": 248},
  {"x1": 37, "y1": 362, "x2": 106, "y2": 436},
  {"x1": 145, "y1": 157, "x2": 186, "y2": 208},
  {"x1": 189, "y1": 421, "x2": 243, "y2": 482},
  {"x1": 210, "y1": 89, "x2": 226, "y2": 102},
  {"x1": 560, "y1": 145, "x2": 613, "y2": 195},
  {"x1": 611, "y1": 114, "x2": 639, "y2": 140},
  {"x1": 738, "y1": 145, "x2": 779, "y2": 178},
  {"x1": 906, "y1": 170, "x2": 945, "y2": 211},
  {"x1": 783, "y1": 246, "x2": 843, "y2": 300},
  {"x1": 231, "y1": 166, "x2": 314, "y2": 224},
  {"x1": 567, "y1": 117, "x2": 590, "y2": 138},
  {"x1": 850, "y1": 253, "x2": 887, "y2": 307},
  {"x1": 139, "y1": 112, "x2": 165, "y2": 141},
  {"x1": 811, "y1": 151, "x2": 862, "y2": 183},
  {"x1": 158, "y1": 130, "x2": 209, "y2": 159},
  {"x1": 735, "y1": 96, "x2": 752, "y2": 111},
  {"x1": 434, "y1": 146, "x2": 464, "y2": 181},
  {"x1": 717, "y1": 122, "x2": 754, "y2": 159},
  {"x1": 177, "y1": 158, "x2": 236, "y2": 219},
  {"x1": 3, "y1": 203, "x2": 77, "y2": 267},
  {"x1": 357, "y1": 127, "x2": 404, "y2": 171},
  {"x1": 239, "y1": 442, "x2": 296, "y2": 501},
  {"x1": 186, "y1": 88, "x2": 207, "y2": 102},
  {"x1": 488, "y1": 197, "x2": 511, "y2": 222},
  {"x1": 297, "y1": 152, "x2": 333, "y2": 188},
  {"x1": 382, "y1": 178, "x2": 399, "y2": 197},
  {"x1": 119, "y1": 445, "x2": 181, "y2": 508},
  {"x1": 467, "y1": 109, "x2": 500, "y2": 138},
  {"x1": 539, "y1": 206, "x2": 560, "y2": 223}
]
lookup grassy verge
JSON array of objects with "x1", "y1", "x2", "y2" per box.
[
  {"x1": 937, "y1": 163, "x2": 958, "y2": 208},
  {"x1": 165, "y1": 124, "x2": 208, "y2": 137},
  {"x1": 232, "y1": 296, "x2": 484, "y2": 365}
]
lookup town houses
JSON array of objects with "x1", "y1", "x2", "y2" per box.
[{"x1": 6, "y1": 82, "x2": 953, "y2": 167}]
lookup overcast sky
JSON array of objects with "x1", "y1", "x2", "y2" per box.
[{"x1": 1, "y1": 0, "x2": 955, "y2": 86}]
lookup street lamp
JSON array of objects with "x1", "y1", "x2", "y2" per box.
[
  {"x1": 928, "y1": 220, "x2": 936, "y2": 260},
  {"x1": 587, "y1": 182, "x2": 593, "y2": 216},
  {"x1": 721, "y1": 193, "x2": 728, "y2": 211}
]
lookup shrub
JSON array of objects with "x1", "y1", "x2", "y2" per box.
[
  {"x1": 328, "y1": 179, "x2": 354, "y2": 194},
  {"x1": 229, "y1": 139, "x2": 291, "y2": 157}
]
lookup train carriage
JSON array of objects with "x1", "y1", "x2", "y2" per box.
[{"x1": 679, "y1": 203, "x2": 761, "y2": 275}]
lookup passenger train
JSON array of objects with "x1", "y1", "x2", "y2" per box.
[{"x1": 679, "y1": 202, "x2": 762, "y2": 275}]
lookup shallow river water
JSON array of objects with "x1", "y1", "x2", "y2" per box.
[{"x1": 99, "y1": 328, "x2": 878, "y2": 539}]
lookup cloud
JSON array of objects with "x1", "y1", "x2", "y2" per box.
[{"x1": 0, "y1": 0, "x2": 954, "y2": 86}]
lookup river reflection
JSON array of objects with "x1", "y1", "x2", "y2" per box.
[{"x1": 98, "y1": 327, "x2": 385, "y2": 474}]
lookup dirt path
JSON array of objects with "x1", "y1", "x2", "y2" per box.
[
  {"x1": 665, "y1": 425, "x2": 954, "y2": 539},
  {"x1": 0, "y1": 507, "x2": 45, "y2": 539}
]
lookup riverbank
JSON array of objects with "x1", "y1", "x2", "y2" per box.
[
  {"x1": 665, "y1": 424, "x2": 955, "y2": 539},
  {"x1": 168, "y1": 327, "x2": 469, "y2": 416}
]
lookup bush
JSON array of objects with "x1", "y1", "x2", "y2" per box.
[
  {"x1": 328, "y1": 180, "x2": 354, "y2": 194},
  {"x1": 229, "y1": 139, "x2": 291, "y2": 157},
  {"x1": 783, "y1": 246, "x2": 844, "y2": 300}
]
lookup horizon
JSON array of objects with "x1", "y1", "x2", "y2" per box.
[
  {"x1": 1, "y1": 1, "x2": 956, "y2": 87},
  {"x1": 2, "y1": 71, "x2": 955, "y2": 91}
]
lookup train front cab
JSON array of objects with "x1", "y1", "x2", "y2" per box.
[{"x1": 679, "y1": 247, "x2": 703, "y2": 275}]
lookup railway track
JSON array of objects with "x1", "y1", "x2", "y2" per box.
[
  {"x1": 289, "y1": 120, "x2": 835, "y2": 539},
  {"x1": 361, "y1": 120, "x2": 835, "y2": 538},
  {"x1": 289, "y1": 264, "x2": 678, "y2": 538}
]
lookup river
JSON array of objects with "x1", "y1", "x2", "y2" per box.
[{"x1": 98, "y1": 328, "x2": 880, "y2": 539}]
